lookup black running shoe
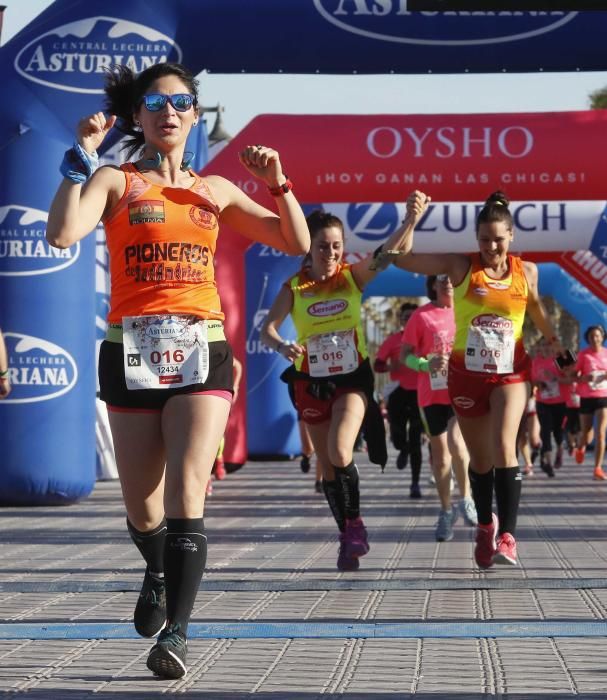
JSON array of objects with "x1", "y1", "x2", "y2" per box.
[
  {"x1": 396, "y1": 451, "x2": 407, "y2": 470},
  {"x1": 314, "y1": 480, "x2": 322, "y2": 493},
  {"x1": 146, "y1": 624, "x2": 188, "y2": 679},
  {"x1": 409, "y1": 483, "x2": 422, "y2": 499},
  {"x1": 134, "y1": 568, "x2": 166, "y2": 638},
  {"x1": 300, "y1": 455, "x2": 311, "y2": 473},
  {"x1": 540, "y1": 461, "x2": 555, "y2": 478}
]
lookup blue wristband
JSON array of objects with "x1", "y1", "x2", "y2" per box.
[{"x1": 60, "y1": 142, "x2": 99, "y2": 184}]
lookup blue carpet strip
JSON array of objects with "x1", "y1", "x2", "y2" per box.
[{"x1": 0, "y1": 621, "x2": 606, "y2": 640}]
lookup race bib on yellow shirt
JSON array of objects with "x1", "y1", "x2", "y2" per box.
[
  {"x1": 307, "y1": 329, "x2": 358, "y2": 377},
  {"x1": 465, "y1": 314, "x2": 514, "y2": 374}
]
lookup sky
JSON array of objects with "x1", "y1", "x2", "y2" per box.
[{"x1": 3, "y1": 2, "x2": 607, "y2": 139}]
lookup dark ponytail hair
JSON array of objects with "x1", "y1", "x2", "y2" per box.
[
  {"x1": 305, "y1": 209, "x2": 344, "y2": 240},
  {"x1": 104, "y1": 62, "x2": 199, "y2": 160},
  {"x1": 476, "y1": 190, "x2": 513, "y2": 235}
]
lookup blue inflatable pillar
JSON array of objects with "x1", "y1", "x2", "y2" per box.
[
  {"x1": 0, "y1": 131, "x2": 96, "y2": 505},
  {"x1": 245, "y1": 244, "x2": 302, "y2": 457}
]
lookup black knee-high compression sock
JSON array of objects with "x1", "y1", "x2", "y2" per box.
[
  {"x1": 322, "y1": 479, "x2": 346, "y2": 532},
  {"x1": 410, "y1": 447, "x2": 422, "y2": 485},
  {"x1": 494, "y1": 467, "x2": 522, "y2": 536},
  {"x1": 164, "y1": 517, "x2": 207, "y2": 635},
  {"x1": 334, "y1": 462, "x2": 360, "y2": 520},
  {"x1": 127, "y1": 518, "x2": 166, "y2": 576},
  {"x1": 468, "y1": 468, "x2": 495, "y2": 526}
]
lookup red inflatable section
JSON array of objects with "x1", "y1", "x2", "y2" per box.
[
  {"x1": 528, "y1": 250, "x2": 607, "y2": 303},
  {"x1": 203, "y1": 110, "x2": 607, "y2": 465}
]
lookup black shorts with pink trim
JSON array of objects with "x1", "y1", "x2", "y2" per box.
[
  {"x1": 448, "y1": 355, "x2": 531, "y2": 418},
  {"x1": 99, "y1": 339, "x2": 234, "y2": 412}
]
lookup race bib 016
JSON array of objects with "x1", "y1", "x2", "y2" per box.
[
  {"x1": 122, "y1": 314, "x2": 209, "y2": 390},
  {"x1": 307, "y1": 329, "x2": 359, "y2": 378},
  {"x1": 465, "y1": 315, "x2": 514, "y2": 374}
]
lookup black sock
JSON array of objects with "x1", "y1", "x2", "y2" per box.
[
  {"x1": 469, "y1": 468, "x2": 494, "y2": 526},
  {"x1": 410, "y1": 449, "x2": 422, "y2": 485},
  {"x1": 494, "y1": 467, "x2": 522, "y2": 536},
  {"x1": 127, "y1": 518, "x2": 166, "y2": 576},
  {"x1": 322, "y1": 479, "x2": 346, "y2": 532},
  {"x1": 164, "y1": 517, "x2": 207, "y2": 635},
  {"x1": 334, "y1": 462, "x2": 360, "y2": 520}
]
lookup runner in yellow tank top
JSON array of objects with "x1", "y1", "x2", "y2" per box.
[
  {"x1": 394, "y1": 190, "x2": 566, "y2": 569},
  {"x1": 261, "y1": 208, "x2": 421, "y2": 573},
  {"x1": 47, "y1": 62, "x2": 310, "y2": 680}
]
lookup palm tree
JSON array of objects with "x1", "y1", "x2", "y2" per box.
[{"x1": 589, "y1": 87, "x2": 607, "y2": 109}]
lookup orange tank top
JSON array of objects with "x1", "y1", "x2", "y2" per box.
[
  {"x1": 452, "y1": 253, "x2": 528, "y2": 372},
  {"x1": 102, "y1": 164, "x2": 223, "y2": 323}
]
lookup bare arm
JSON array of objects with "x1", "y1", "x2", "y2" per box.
[
  {"x1": 350, "y1": 192, "x2": 427, "y2": 288},
  {"x1": 47, "y1": 167, "x2": 118, "y2": 248},
  {"x1": 387, "y1": 190, "x2": 471, "y2": 285},
  {"x1": 211, "y1": 145, "x2": 309, "y2": 255},
  {"x1": 260, "y1": 284, "x2": 306, "y2": 363},
  {"x1": 46, "y1": 112, "x2": 118, "y2": 248},
  {"x1": 0, "y1": 328, "x2": 10, "y2": 399},
  {"x1": 232, "y1": 357, "x2": 243, "y2": 402}
]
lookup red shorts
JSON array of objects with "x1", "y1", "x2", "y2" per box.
[
  {"x1": 293, "y1": 380, "x2": 360, "y2": 424},
  {"x1": 448, "y1": 357, "x2": 531, "y2": 418}
]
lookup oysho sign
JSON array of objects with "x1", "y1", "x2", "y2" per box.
[
  {"x1": 15, "y1": 16, "x2": 182, "y2": 93},
  {"x1": 0, "y1": 205, "x2": 80, "y2": 276},
  {"x1": 3, "y1": 333, "x2": 78, "y2": 404},
  {"x1": 313, "y1": 3, "x2": 577, "y2": 46}
]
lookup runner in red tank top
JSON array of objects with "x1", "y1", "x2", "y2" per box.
[{"x1": 47, "y1": 62, "x2": 309, "y2": 679}]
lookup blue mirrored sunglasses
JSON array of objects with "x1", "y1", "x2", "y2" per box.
[{"x1": 141, "y1": 93, "x2": 195, "y2": 112}]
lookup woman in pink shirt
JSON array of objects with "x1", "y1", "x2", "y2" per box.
[
  {"x1": 574, "y1": 325, "x2": 607, "y2": 480},
  {"x1": 374, "y1": 303, "x2": 424, "y2": 498},
  {"x1": 400, "y1": 275, "x2": 475, "y2": 542}
]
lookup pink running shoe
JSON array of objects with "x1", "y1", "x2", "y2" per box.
[
  {"x1": 337, "y1": 533, "x2": 360, "y2": 571},
  {"x1": 343, "y1": 517, "x2": 370, "y2": 559},
  {"x1": 493, "y1": 533, "x2": 518, "y2": 566},
  {"x1": 593, "y1": 466, "x2": 607, "y2": 481},
  {"x1": 214, "y1": 457, "x2": 226, "y2": 481},
  {"x1": 474, "y1": 514, "x2": 498, "y2": 569}
]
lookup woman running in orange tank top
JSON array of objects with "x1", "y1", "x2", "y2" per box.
[{"x1": 47, "y1": 62, "x2": 309, "y2": 680}]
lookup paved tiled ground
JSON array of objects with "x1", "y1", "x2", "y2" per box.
[{"x1": 0, "y1": 450, "x2": 606, "y2": 698}]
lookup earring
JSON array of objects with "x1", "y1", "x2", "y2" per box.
[{"x1": 134, "y1": 120, "x2": 141, "y2": 126}]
